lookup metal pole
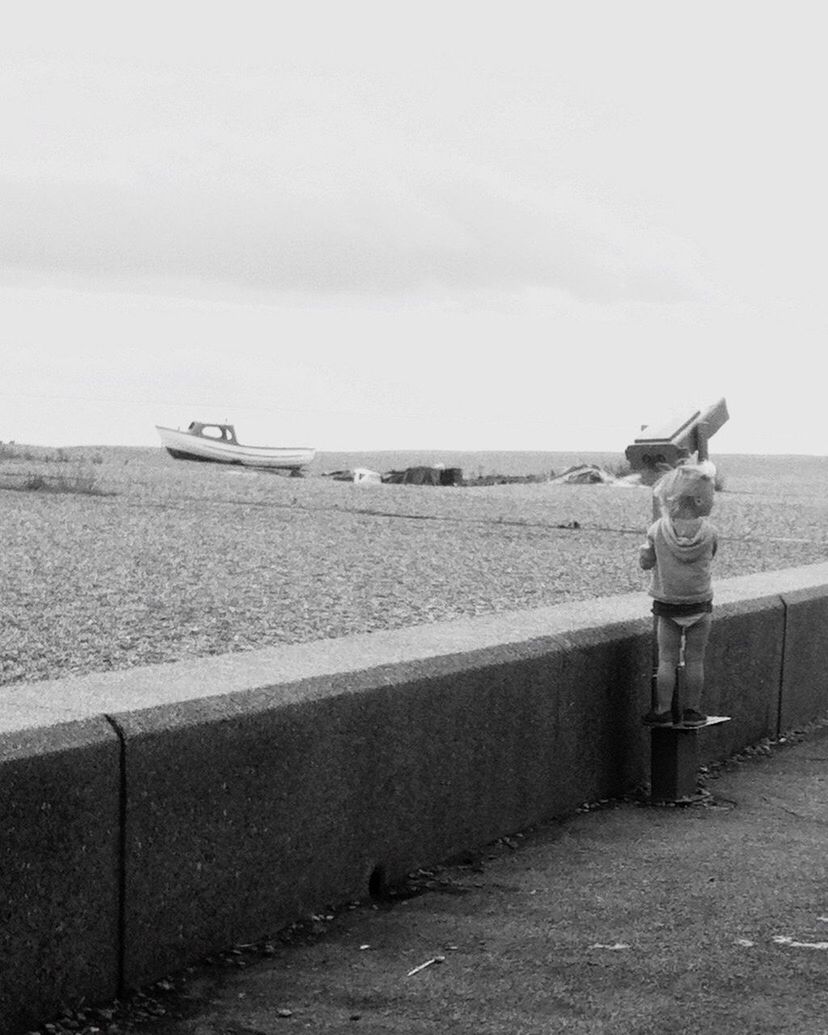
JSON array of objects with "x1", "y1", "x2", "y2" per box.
[
  {"x1": 650, "y1": 488, "x2": 659, "y2": 714},
  {"x1": 696, "y1": 421, "x2": 709, "y2": 463}
]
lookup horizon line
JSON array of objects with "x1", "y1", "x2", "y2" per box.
[{"x1": 5, "y1": 440, "x2": 827, "y2": 460}]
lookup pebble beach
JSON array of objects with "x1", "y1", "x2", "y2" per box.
[{"x1": 2, "y1": 447, "x2": 827, "y2": 688}]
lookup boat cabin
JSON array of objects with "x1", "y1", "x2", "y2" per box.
[{"x1": 187, "y1": 422, "x2": 239, "y2": 445}]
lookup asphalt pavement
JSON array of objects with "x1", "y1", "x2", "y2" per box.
[{"x1": 41, "y1": 721, "x2": 828, "y2": 1035}]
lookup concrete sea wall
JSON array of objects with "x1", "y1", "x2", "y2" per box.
[{"x1": 2, "y1": 562, "x2": 828, "y2": 1032}]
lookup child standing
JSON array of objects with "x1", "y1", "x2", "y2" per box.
[{"x1": 639, "y1": 462, "x2": 718, "y2": 727}]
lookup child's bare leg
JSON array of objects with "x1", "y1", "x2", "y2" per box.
[
  {"x1": 656, "y1": 617, "x2": 682, "y2": 712},
  {"x1": 682, "y1": 614, "x2": 712, "y2": 711}
]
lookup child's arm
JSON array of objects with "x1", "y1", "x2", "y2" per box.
[{"x1": 639, "y1": 534, "x2": 656, "y2": 570}]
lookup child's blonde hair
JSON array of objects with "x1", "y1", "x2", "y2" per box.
[{"x1": 653, "y1": 461, "x2": 716, "y2": 519}]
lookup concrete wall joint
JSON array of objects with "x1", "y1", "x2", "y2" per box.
[
  {"x1": 102, "y1": 713, "x2": 128, "y2": 996},
  {"x1": 777, "y1": 594, "x2": 789, "y2": 738}
]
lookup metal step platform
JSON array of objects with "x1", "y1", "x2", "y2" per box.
[{"x1": 648, "y1": 716, "x2": 731, "y2": 802}]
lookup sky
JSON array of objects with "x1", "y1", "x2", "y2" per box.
[{"x1": 2, "y1": 2, "x2": 826, "y2": 455}]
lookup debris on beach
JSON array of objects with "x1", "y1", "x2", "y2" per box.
[
  {"x1": 321, "y1": 465, "x2": 462, "y2": 485},
  {"x1": 383, "y1": 465, "x2": 463, "y2": 486},
  {"x1": 320, "y1": 462, "x2": 643, "y2": 487},
  {"x1": 321, "y1": 467, "x2": 383, "y2": 484},
  {"x1": 464, "y1": 472, "x2": 550, "y2": 486},
  {"x1": 550, "y1": 464, "x2": 642, "y2": 486}
]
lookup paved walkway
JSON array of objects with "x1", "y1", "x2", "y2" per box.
[{"x1": 57, "y1": 724, "x2": 828, "y2": 1035}]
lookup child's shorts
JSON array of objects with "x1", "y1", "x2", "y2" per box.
[{"x1": 652, "y1": 599, "x2": 712, "y2": 631}]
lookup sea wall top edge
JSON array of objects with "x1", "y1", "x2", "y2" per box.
[{"x1": 3, "y1": 562, "x2": 828, "y2": 730}]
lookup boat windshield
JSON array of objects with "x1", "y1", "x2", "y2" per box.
[{"x1": 190, "y1": 423, "x2": 238, "y2": 444}]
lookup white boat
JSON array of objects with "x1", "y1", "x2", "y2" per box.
[{"x1": 156, "y1": 422, "x2": 316, "y2": 471}]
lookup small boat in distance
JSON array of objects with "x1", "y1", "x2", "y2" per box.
[{"x1": 156, "y1": 422, "x2": 316, "y2": 472}]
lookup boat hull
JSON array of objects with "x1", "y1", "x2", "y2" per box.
[{"x1": 156, "y1": 426, "x2": 315, "y2": 470}]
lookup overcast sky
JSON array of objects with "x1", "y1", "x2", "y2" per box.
[{"x1": 2, "y1": 3, "x2": 825, "y2": 454}]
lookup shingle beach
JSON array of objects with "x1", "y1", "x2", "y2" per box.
[{"x1": 2, "y1": 448, "x2": 827, "y2": 687}]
